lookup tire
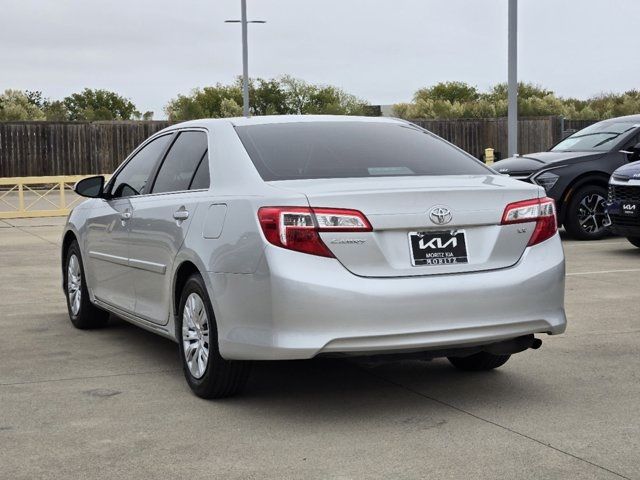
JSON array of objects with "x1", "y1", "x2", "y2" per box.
[
  {"x1": 448, "y1": 352, "x2": 511, "y2": 371},
  {"x1": 177, "y1": 274, "x2": 251, "y2": 399},
  {"x1": 627, "y1": 237, "x2": 640, "y2": 248},
  {"x1": 64, "y1": 240, "x2": 110, "y2": 329},
  {"x1": 563, "y1": 185, "x2": 610, "y2": 240}
]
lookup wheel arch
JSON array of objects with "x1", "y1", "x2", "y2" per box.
[
  {"x1": 558, "y1": 172, "x2": 610, "y2": 225},
  {"x1": 173, "y1": 261, "x2": 202, "y2": 319},
  {"x1": 61, "y1": 230, "x2": 78, "y2": 281}
]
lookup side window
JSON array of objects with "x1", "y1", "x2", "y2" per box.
[
  {"x1": 623, "y1": 133, "x2": 640, "y2": 161},
  {"x1": 152, "y1": 131, "x2": 208, "y2": 194},
  {"x1": 110, "y1": 134, "x2": 172, "y2": 198},
  {"x1": 189, "y1": 154, "x2": 210, "y2": 190},
  {"x1": 624, "y1": 133, "x2": 640, "y2": 149}
]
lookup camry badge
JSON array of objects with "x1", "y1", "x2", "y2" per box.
[{"x1": 429, "y1": 206, "x2": 452, "y2": 225}]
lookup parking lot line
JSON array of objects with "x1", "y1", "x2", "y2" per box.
[
  {"x1": 563, "y1": 240, "x2": 629, "y2": 247},
  {"x1": 566, "y1": 268, "x2": 640, "y2": 276}
]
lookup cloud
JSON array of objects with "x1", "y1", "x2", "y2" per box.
[{"x1": 2, "y1": 0, "x2": 639, "y2": 119}]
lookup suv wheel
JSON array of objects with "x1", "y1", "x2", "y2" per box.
[
  {"x1": 64, "y1": 240, "x2": 109, "y2": 329},
  {"x1": 627, "y1": 237, "x2": 640, "y2": 248},
  {"x1": 448, "y1": 352, "x2": 511, "y2": 371},
  {"x1": 177, "y1": 274, "x2": 251, "y2": 399},
  {"x1": 564, "y1": 185, "x2": 610, "y2": 240}
]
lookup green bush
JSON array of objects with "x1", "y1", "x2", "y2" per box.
[{"x1": 394, "y1": 81, "x2": 640, "y2": 120}]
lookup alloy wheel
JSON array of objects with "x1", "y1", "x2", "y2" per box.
[
  {"x1": 182, "y1": 293, "x2": 210, "y2": 379},
  {"x1": 578, "y1": 193, "x2": 609, "y2": 234},
  {"x1": 67, "y1": 254, "x2": 82, "y2": 316}
]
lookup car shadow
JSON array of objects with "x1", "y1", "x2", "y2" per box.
[
  {"x1": 103, "y1": 315, "x2": 554, "y2": 420},
  {"x1": 605, "y1": 246, "x2": 640, "y2": 257}
]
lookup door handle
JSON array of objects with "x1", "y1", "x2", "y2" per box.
[
  {"x1": 120, "y1": 210, "x2": 132, "y2": 221},
  {"x1": 173, "y1": 209, "x2": 189, "y2": 221}
]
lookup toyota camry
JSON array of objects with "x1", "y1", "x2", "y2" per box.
[{"x1": 62, "y1": 115, "x2": 566, "y2": 398}]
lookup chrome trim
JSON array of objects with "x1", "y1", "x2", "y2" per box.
[
  {"x1": 89, "y1": 251, "x2": 166, "y2": 274},
  {"x1": 128, "y1": 258, "x2": 167, "y2": 275},
  {"x1": 610, "y1": 177, "x2": 640, "y2": 187},
  {"x1": 89, "y1": 251, "x2": 128, "y2": 267}
]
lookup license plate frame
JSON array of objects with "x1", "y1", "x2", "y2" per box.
[{"x1": 409, "y1": 230, "x2": 469, "y2": 267}]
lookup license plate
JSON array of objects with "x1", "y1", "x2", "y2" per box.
[
  {"x1": 622, "y1": 203, "x2": 640, "y2": 216},
  {"x1": 409, "y1": 230, "x2": 468, "y2": 266}
]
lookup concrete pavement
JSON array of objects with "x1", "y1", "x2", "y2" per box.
[{"x1": 0, "y1": 217, "x2": 638, "y2": 479}]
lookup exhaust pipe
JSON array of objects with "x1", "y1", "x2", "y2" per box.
[{"x1": 484, "y1": 334, "x2": 542, "y2": 355}]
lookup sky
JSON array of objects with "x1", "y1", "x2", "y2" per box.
[{"x1": 2, "y1": 0, "x2": 639, "y2": 119}]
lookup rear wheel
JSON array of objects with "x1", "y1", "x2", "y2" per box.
[
  {"x1": 448, "y1": 352, "x2": 511, "y2": 371},
  {"x1": 627, "y1": 237, "x2": 640, "y2": 248},
  {"x1": 177, "y1": 274, "x2": 251, "y2": 399},
  {"x1": 563, "y1": 185, "x2": 610, "y2": 240},
  {"x1": 64, "y1": 240, "x2": 109, "y2": 329}
]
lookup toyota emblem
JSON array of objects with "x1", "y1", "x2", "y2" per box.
[{"x1": 429, "y1": 206, "x2": 452, "y2": 225}]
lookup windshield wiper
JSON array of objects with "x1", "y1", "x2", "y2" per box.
[{"x1": 568, "y1": 131, "x2": 622, "y2": 139}]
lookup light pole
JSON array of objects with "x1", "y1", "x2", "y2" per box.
[
  {"x1": 225, "y1": 0, "x2": 265, "y2": 117},
  {"x1": 508, "y1": 0, "x2": 518, "y2": 157}
]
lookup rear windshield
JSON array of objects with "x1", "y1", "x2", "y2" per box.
[{"x1": 235, "y1": 121, "x2": 489, "y2": 181}]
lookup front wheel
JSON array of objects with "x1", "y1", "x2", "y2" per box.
[
  {"x1": 563, "y1": 185, "x2": 610, "y2": 240},
  {"x1": 64, "y1": 240, "x2": 109, "y2": 329},
  {"x1": 448, "y1": 352, "x2": 511, "y2": 371},
  {"x1": 627, "y1": 237, "x2": 640, "y2": 248},
  {"x1": 177, "y1": 274, "x2": 251, "y2": 399}
]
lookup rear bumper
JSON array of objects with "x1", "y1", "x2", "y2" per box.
[{"x1": 209, "y1": 234, "x2": 566, "y2": 360}]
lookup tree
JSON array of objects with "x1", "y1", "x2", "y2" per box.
[
  {"x1": 164, "y1": 76, "x2": 369, "y2": 120},
  {"x1": 63, "y1": 88, "x2": 140, "y2": 121},
  {"x1": 0, "y1": 89, "x2": 45, "y2": 120},
  {"x1": 414, "y1": 81, "x2": 480, "y2": 104},
  {"x1": 43, "y1": 100, "x2": 70, "y2": 121}
]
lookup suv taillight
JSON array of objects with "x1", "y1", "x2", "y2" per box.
[
  {"x1": 258, "y1": 207, "x2": 372, "y2": 257},
  {"x1": 501, "y1": 197, "x2": 557, "y2": 246}
]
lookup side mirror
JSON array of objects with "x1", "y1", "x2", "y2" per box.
[{"x1": 74, "y1": 175, "x2": 105, "y2": 198}]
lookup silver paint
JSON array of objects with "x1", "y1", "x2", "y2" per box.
[{"x1": 62, "y1": 115, "x2": 566, "y2": 361}]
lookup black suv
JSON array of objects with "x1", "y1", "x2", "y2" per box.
[{"x1": 492, "y1": 115, "x2": 640, "y2": 240}]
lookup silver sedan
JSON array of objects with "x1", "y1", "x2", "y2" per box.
[{"x1": 62, "y1": 115, "x2": 566, "y2": 398}]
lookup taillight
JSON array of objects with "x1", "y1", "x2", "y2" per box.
[
  {"x1": 258, "y1": 207, "x2": 372, "y2": 257},
  {"x1": 501, "y1": 197, "x2": 557, "y2": 246}
]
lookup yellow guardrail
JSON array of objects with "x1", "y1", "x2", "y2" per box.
[{"x1": 0, "y1": 175, "x2": 111, "y2": 219}]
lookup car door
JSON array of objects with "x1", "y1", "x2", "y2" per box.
[
  {"x1": 128, "y1": 129, "x2": 210, "y2": 325},
  {"x1": 84, "y1": 133, "x2": 174, "y2": 313}
]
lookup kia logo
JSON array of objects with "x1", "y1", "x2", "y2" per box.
[
  {"x1": 429, "y1": 206, "x2": 452, "y2": 225},
  {"x1": 419, "y1": 237, "x2": 458, "y2": 249}
]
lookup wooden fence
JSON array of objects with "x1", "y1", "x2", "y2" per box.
[
  {"x1": 0, "y1": 117, "x2": 589, "y2": 177},
  {"x1": 412, "y1": 116, "x2": 564, "y2": 160},
  {"x1": 0, "y1": 121, "x2": 170, "y2": 178}
]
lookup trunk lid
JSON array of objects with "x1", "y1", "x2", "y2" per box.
[{"x1": 270, "y1": 175, "x2": 543, "y2": 277}]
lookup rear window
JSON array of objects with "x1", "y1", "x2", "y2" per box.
[{"x1": 235, "y1": 121, "x2": 489, "y2": 181}]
